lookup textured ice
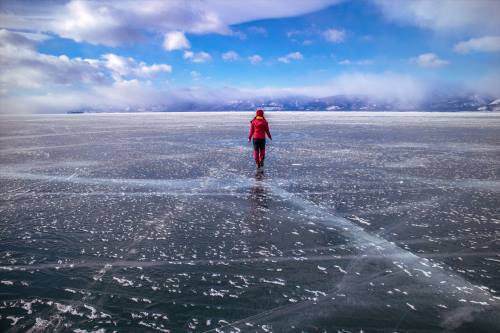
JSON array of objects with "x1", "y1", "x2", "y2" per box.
[{"x1": 0, "y1": 112, "x2": 499, "y2": 332}]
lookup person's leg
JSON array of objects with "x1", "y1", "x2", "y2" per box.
[
  {"x1": 252, "y1": 139, "x2": 260, "y2": 168},
  {"x1": 259, "y1": 147, "x2": 265, "y2": 166},
  {"x1": 259, "y1": 139, "x2": 266, "y2": 167}
]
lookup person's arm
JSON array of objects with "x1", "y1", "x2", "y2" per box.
[
  {"x1": 248, "y1": 121, "x2": 255, "y2": 141},
  {"x1": 265, "y1": 122, "x2": 272, "y2": 140}
]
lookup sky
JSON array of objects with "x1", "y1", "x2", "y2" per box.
[{"x1": 0, "y1": 0, "x2": 499, "y2": 113}]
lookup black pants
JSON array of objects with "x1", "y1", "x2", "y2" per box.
[
  {"x1": 252, "y1": 138, "x2": 266, "y2": 150},
  {"x1": 252, "y1": 138, "x2": 266, "y2": 163}
]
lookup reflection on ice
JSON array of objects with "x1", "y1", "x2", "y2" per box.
[{"x1": 1, "y1": 112, "x2": 499, "y2": 332}]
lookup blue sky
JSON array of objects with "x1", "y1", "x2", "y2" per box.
[{"x1": 1, "y1": 0, "x2": 499, "y2": 112}]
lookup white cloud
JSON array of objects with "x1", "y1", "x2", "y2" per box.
[
  {"x1": 338, "y1": 59, "x2": 373, "y2": 65},
  {"x1": 137, "y1": 63, "x2": 172, "y2": 76},
  {"x1": 243, "y1": 72, "x2": 428, "y2": 106},
  {"x1": 1, "y1": 72, "x2": 429, "y2": 113},
  {"x1": 183, "y1": 51, "x2": 212, "y2": 63},
  {"x1": 278, "y1": 52, "x2": 303, "y2": 64},
  {"x1": 248, "y1": 54, "x2": 263, "y2": 64},
  {"x1": 454, "y1": 36, "x2": 500, "y2": 54},
  {"x1": 328, "y1": 73, "x2": 427, "y2": 104},
  {"x1": 373, "y1": 0, "x2": 500, "y2": 33},
  {"x1": 247, "y1": 26, "x2": 267, "y2": 35},
  {"x1": 0, "y1": 29, "x2": 39, "y2": 58},
  {"x1": 51, "y1": 1, "x2": 143, "y2": 47},
  {"x1": 1, "y1": 90, "x2": 96, "y2": 114},
  {"x1": 15, "y1": 31, "x2": 52, "y2": 42},
  {"x1": 0, "y1": 0, "x2": 342, "y2": 46},
  {"x1": 323, "y1": 28, "x2": 345, "y2": 43},
  {"x1": 5, "y1": 69, "x2": 500, "y2": 114},
  {"x1": 190, "y1": 70, "x2": 201, "y2": 81},
  {"x1": 0, "y1": 29, "x2": 171, "y2": 91},
  {"x1": 102, "y1": 53, "x2": 135, "y2": 77},
  {"x1": 202, "y1": 0, "x2": 343, "y2": 27},
  {"x1": 0, "y1": 79, "x2": 170, "y2": 114},
  {"x1": 102, "y1": 53, "x2": 171, "y2": 79},
  {"x1": 410, "y1": 53, "x2": 449, "y2": 68},
  {"x1": 163, "y1": 31, "x2": 190, "y2": 51},
  {"x1": 0, "y1": 80, "x2": 247, "y2": 114},
  {"x1": 222, "y1": 51, "x2": 239, "y2": 61},
  {"x1": 0, "y1": 29, "x2": 106, "y2": 89}
]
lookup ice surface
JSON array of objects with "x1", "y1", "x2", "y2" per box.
[{"x1": 1, "y1": 112, "x2": 499, "y2": 332}]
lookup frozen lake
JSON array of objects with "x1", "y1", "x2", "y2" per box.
[{"x1": 1, "y1": 112, "x2": 499, "y2": 332}]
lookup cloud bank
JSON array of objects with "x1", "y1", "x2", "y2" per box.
[
  {"x1": 0, "y1": 0, "x2": 343, "y2": 47},
  {"x1": 0, "y1": 29, "x2": 172, "y2": 112},
  {"x1": 0, "y1": 64, "x2": 434, "y2": 113},
  {"x1": 0, "y1": 29, "x2": 106, "y2": 90},
  {"x1": 255, "y1": 72, "x2": 428, "y2": 106}
]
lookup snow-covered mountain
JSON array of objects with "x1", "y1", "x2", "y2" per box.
[
  {"x1": 488, "y1": 99, "x2": 500, "y2": 111},
  {"x1": 199, "y1": 94, "x2": 499, "y2": 112}
]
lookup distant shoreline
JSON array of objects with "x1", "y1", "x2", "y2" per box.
[
  {"x1": 64, "y1": 109, "x2": 497, "y2": 114},
  {"x1": 1, "y1": 110, "x2": 499, "y2": 117}
]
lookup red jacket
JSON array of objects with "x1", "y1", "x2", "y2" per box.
[{"x1": 249, "y1": 117, "x2": 272, "y2": 140}]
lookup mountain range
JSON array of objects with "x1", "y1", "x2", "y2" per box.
[{"x1": 69, "y1": 93, "x2": 500, "y2": 113}]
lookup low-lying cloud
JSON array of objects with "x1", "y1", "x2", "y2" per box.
[
  {"x1": 245, "y1": 72, "x2": 428, "y2": 106},
  {"x1": 1, "y1": 70, "x2": 438, "y2": 113}
]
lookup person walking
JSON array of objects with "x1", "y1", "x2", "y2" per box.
[{"x1": 248, "y1": 109, "x2": 272, "y2": 172}]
